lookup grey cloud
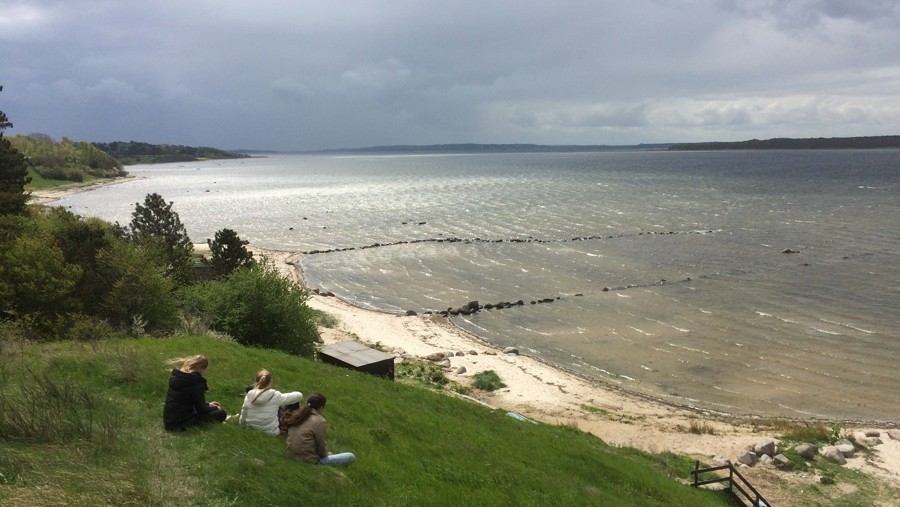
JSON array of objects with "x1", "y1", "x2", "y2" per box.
[{"x1": 2, "y1": 0, "x2": 900, "y2": 149}]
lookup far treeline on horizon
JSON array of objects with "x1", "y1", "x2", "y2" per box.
[{"x1": 9, "y1": 134, "x2": 900, "y2": 170}]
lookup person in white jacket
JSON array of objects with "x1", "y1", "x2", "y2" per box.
[{"x1": 239, "y1": 369, "x2": 303, "y2": 436}]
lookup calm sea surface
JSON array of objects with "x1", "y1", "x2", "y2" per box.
[{"x1": 56, "y1": 150, "x2": 900, "y2": 422}]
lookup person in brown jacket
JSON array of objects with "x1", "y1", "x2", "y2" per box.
[{"x1": 283, "y1": 392, "x2": 355, "y2": 466}]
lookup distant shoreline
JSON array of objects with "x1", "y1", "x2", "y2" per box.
[{"x1": 291, "y1": 135, "x2": 900, "y2": 155}]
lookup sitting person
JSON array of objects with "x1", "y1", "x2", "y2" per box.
[
  {"x1": 163, "y1": 355, "x2": 227, "y2": 431},
  {"x1": 239, "y1": 369, "x2": 303, "y2": 436},
  {"x1": 282, "y1": 392, "x2": 356, "y2": 466}
]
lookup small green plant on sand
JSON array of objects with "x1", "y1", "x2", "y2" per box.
[{"x1": 472, "y1": 370, "x2": 506, "y2": 392}]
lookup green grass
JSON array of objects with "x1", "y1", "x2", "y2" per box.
[
  {"x1": 0, "y1": 335, "x2": 734, "y2": 506},
  {"x1": 24, "y1": 169, "x2": 110, "y2": 191}
]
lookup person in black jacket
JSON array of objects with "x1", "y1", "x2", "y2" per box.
[{"x1": 163, "y1": 355, "x2": 227, "y2": 431}]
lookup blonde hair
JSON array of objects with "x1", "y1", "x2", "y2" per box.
[
  {"x1": 251, "y1": 369, "x2": 273, "y2": 403},
  {"x1": 168, "y1": 355, "x2": 209, "y2": 374}
]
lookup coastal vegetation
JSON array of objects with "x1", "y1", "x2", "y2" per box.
[
  {"x1": 9, "y1": 133, "x2": 127, "y2": 184},
  {"x1": 92, "y1": 140, "x2": 246, "y2": 165},
  {"x1": 668, "y1": 135, "x2": 900, "y2": 150}
]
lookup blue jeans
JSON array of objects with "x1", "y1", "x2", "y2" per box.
[{"x1": 318, "y1": 452, "x2": 356, "y2": 466}]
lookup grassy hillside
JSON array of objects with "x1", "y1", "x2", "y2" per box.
[{"x1": 0, "y1": 335, "x2": 733, "y2": 506}]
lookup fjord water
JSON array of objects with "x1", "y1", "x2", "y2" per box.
[{"x1": 58, "y1": 150, "x2": 900, "y2": 421}]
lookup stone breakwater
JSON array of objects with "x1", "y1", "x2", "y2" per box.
[
  {"x1": 298, "y1": 228, "x2": 717, "y2": 255},
  {"x1": 301, "y1": 228, "x2": 816, "y2": 318}
]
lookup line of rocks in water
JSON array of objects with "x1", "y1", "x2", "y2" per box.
[
  {"x1": 299, "y1": 229, "x2": 716, "y2": 255},
  {"x1": 401, "y1": 276, "x2": 700, "y2": 317}
]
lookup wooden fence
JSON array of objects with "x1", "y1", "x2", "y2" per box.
[{"x1": 691, "y1": 460, "x2": 771, "y2": 507}]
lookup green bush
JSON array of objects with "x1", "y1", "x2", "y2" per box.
[
  {"x1": 472, "y1": 370, "x2": 506, "y2": 391},
  {"x1": 180, "y1": 261, "x2": 318, "y2": 357},
  {"x1": 0, "y1": 232, "x2": 82, "y2": 333},
  {"x1": 94, "y1": 241, "x2": 179, "y2": 334}
]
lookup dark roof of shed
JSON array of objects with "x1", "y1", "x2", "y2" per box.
[{"x1": 319, "y1": 341, "x2": 394, "y2": 368}]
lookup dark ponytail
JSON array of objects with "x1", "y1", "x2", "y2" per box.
[{"x1": 281, "y1": 392, "x2": 326, "y2": 428}]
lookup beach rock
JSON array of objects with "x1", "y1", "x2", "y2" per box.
[
  {"x1": 836, "y1": 442, "x2": 855, "y2": 457},
  {"x1": 795, "y1": 443, "x2": 818, "y2": 460},
  {"x1": 738, "y1": 451, "x2": 758, "y2": 466},
  {"x1": 425, "y1": 352, "x2": 446, "y2": 362},
  {"x1": 759, "y1": 454, "x2": 773, "y2": 465},
  {"x1": 864, "y1": 430, "x2": 881, "y2": 438},
  {"x1": 773, "y1": 454, "x2": 792, "y2": 469},
  {"x1": 405, "y1": 310, "x2": 417, "y2": 316},
  {"x1": 438, "y1": 359, "x2": 451, "y2": 368},
  {"x1": 888, "y1": 430, "x2": 900, "y2": 441},
  {"x1": 711, "y1": 456, "x2": 730, "y2": 467},
  {"x1": 781, "y1": 248, "x2": 799, "y2": 254},
  {"x1": 503, "y1": 347, "x2": 519, "y2": 355},
  {"x1": 822, "y1": 446, "x2": 847, "y2": 465},
  {"x1": 754, "y1": 438, "x2": 777, "y2": 457},
  {"x1": 455, "y1": 366, "x2": 467, "y2": 374},
  {"x1": 862, "y1": 437, "x2": 883, "y2": 448},
  {"x1": 468, "y1": 350, "x2": 478, "y2": 355}
]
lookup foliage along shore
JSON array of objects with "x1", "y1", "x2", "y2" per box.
[
  {"x1": 91, "y1": 140, "x2": 249, "y2": 165},
  {"x1": 668, "y1": 135, "x2": 900, "y2": 150}
]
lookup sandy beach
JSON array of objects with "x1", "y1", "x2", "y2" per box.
[{"x1": 253, "y1": 247, "x2": 900, "y2": 502}]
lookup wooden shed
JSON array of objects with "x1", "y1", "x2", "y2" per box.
[{"x1": 319, "y1": 341, "x2": 395, "y2": 380}]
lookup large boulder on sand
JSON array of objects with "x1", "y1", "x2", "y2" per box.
[
  {"x1": 738, "y1": 451, "x2": 758, "y2": 466},
  {"x1": 822, "y1": 446, "x2": 847, "y2": 465},
  {"x1": 836, "y1": 442, "x2": 855, "y2": 458},
  {"x1": 795, "y1": 443, "x2": 818, "y2": 460},
  {"x1": 754, "y1": 438, "x2": 777, "y2": 457}
]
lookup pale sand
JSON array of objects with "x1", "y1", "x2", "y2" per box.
[{"x1": 253, "y1": 247, "x2": 900, "y2": 497}]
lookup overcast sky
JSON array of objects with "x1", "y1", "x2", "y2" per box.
[{"x1": 2, "y1": 1, "x2": 900, "y2": 151}]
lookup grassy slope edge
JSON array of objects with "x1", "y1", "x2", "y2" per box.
[{"x1": 0, "y1": 335, "x2": 732, "y2": 507}]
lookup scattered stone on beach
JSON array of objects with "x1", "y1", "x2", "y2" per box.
[
  {"x1": 455, "y1": 351, "x2": 465, "y2": 356},
  {"x1": 438, "y1": 359, "x2": 451, "y2": 368},
  {"x1": 754, "y1": 438, "x2": 777, "y2": 458},
  {"x1": 468, "y1": 350, "x2": 478, "y2": 355},
  {"x1": 405, "y1": 310, "x2": 417, "y2": 316},
  {"x1": 795, "y1": 443, "x2": 818, "y2": 460},
  {"x1": 864, "y1": 430, "x2": 881, "y2": 438},
  {"x1": 738, "y1": 451, "x2": 758, "y2": 466},
  {"x1": 781, "y1": 248, "x2": 800, "y2": 254},
  {"x1": 773, "y1": 454, "x2": 791, "y2": 469},
  {"x1": 836, "y1": 441, "x2": 855, "y2": 457},
  {"x1": 503, "y1": 347, "x2": 519, "y2": 355},
  {"x1": 888, "y1": 430, "x2": 900, "y2": 441},
  {"x1": 425, "y1": 352, "x2": 446, "y2": 362},
  {"x1": 822, "y1": 446, "x2": 847, "y2": 465},
  {"x1": 455, "y1": 366, "x2": 467, "y2": 374},
  {"x1": 862, "y1": 437, "x2": 884, "y2": 448}
]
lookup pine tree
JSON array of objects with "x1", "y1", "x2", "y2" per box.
[
  {"x1": 204, "y1": 228, "x2": 254, "y2": 278},
  {"x1": 127, "y1": 192, "x2": 194, "y2": 284},
  {"x1": 0, "y1": 85, "x2": 31, "y2": 215}
]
